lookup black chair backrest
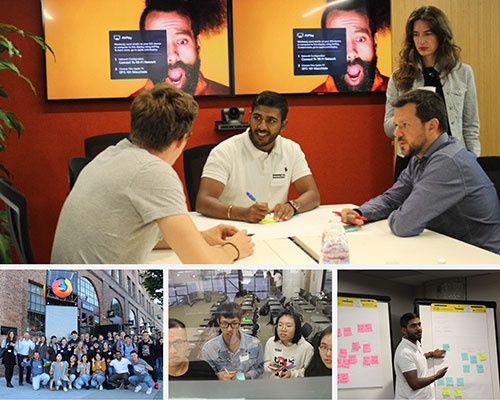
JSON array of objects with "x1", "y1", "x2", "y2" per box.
[
  {"x1": 68, "y1": 157, "x2": 92, "y2": 191},
  {"x1": 183, "y1": 143, "x2": 218, "y2": 210},
  {"x1": 84, "y1": 132, "x2": 130, "y2": 159},
  {"x1": 301, "y1": 322, "x2": 313, "y2": 339},
  {"x1": 0, "y1": 178, "x2": 35, "y2": 263},
  {"x1": 299, "y1": 288, "x2": 306, "y2": 298},
  {"x1": 477, "y1": 156, "x2": 500, "y2": 202}
]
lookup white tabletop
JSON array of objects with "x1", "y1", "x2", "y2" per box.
[{"x1": 146, "y1": 205, "x2": 500, "y2": 264}]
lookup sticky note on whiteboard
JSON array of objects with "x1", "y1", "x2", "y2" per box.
[
  {"x1": 348, "y1": 354, "x2": 358, "y2": 364},
  {"x1": 477, "y1": 365, "x2": 484, "y2": 373},
  {"x1": 442, "y1": 387, "x2": 451, "y2": 396},
  {"x1": 454, "y1": 388, "x2": 463, "y2": 397},
  {"x1": 363, "y1": 356, "x2": 371, "y2": 365},
  {"x1": 443, "y1": 344, "x2": 450, "y2": 351},
  {"x1": 343, "y1": 327, "x2": 352, "y2": 336},
  {"x1": 457, "y1": 377, "x2": 464, "y2": 386},
  {"x1": 470, "y1": 355, "x2": 478, "y2": 364},
  {"x1": 478, "y1": 352, "x2": 487, "y2": 361},
  {"x1": 363, "y1": 344, "x2": 371, "y2": 352},
  {"x1": 352, "y1": 342, "x2": 361, "y2": 350},
  {"x1": 338, "y1": 328, "x2": 342, "y2": 337},
  {"x1": 461, "y1": 353, "x2": 469, "y2": 361},
  {"x1": 339, "y1": 348, "x2": 348, "y2": 357},
  {"x1": 339, "y1": 373, "x2": 349, "y2": 383},
  {"x1": 463, "y1": 365, "x2": 470, "y2": 373},
  {"x1": 446, "y1": 377, "x2": 454, "y2": 386},
  {"x1": 436, "y1": 378, "x2": 444, "y2": 386}
]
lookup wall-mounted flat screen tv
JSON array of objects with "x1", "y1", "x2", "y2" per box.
[
  {"x1": 232, "y1": 0, "x2": 391, "y2": 95},
  {"x1": 42, "y1": 0, "x2": 231, "y2": 100}
]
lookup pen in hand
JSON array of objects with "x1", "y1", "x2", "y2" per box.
[
  {"x1": 333, "y1": 211, "x2": 367, "y2": 221},
  {"x1": 246, "y1": 191, "x2": 271, "y2": 215}
]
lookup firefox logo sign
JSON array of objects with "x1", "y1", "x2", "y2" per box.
[{"x1": 51, "y1": 278, "x2": 73, "y2": 298}]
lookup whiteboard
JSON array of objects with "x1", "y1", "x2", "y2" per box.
[
  {"x1": 338, "y1": 293, "x2": 394, "y2": 399},
  {"x1": 417, "y1": 300, "x2": 500, "y2": 400}
]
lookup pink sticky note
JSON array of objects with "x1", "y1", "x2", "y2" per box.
[
  {"x1": 349, "y1": 354, "x2": 358, "y2": 364},
  {"x1": 371, "y1": 355, "x2": 379, "y2": 364},
  {"x1": 339, "y1": 348, "x2": 348, "y2": 357},
  {"x1": 365, "y1": 324, "x2": 373, "y2": 332},
  {"x1": 352, "y1": 342, "x2": 361, "y2": 350},
  {"x1": 363, "y1": 344, "x2": 372, "y2": 353},
  {"x1": 357, "y1": 324, "x2": 365, "y2": 333},
  {"x1": 339, "y1": 373, "x2": 350, "y2": 383},
  {"x1": 363, "y1": 356, "x2": 371, "y2": 365},
  {"x1": 343, "y1": 327, "x2": 352, "y2": 336},
  {"x1": 338, "y1": 328, "x2": 342, "y2": 337},
  {"x1": 338, "y1": 358, "x2": 343, "y2": 367},
  {"x1": 342, "y1": 359, "x2": 350, "y2": 368}
]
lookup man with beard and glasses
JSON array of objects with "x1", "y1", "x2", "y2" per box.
[
  {"x1": 131, "y1": 0, "x2": 229, "y2": 97},
  {"x1": 394, "y1": 313, "x2": 447, "y2": 399},
  {"x1": 196, "y1": 91, "x2": 320, "y2": 223},
  {"x1": 312, "y1": 0, "x2": 389, "y2": 93},
  {"x1": 340, "y1": 90, "x2": 500, "y2": 255}
]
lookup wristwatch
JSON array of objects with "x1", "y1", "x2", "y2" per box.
[{"x1": 287, "y1": 200, "x2": 300, "y2": 214}]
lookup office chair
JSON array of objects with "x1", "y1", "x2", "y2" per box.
[
  {"x1": 0, "y1": 178, "x2": 35, "y2": 263},
  {"x1": 84, "y1": 132, "x2": 130, "y2": 159},
  {"x1": 68, "y1": 156, "x2": 92, "y2": 191},
  {"x1": 301, "y1": 322, "x2": 313, "y2": 339},
  {"x1": 477, "y1": 156, "x2": 500, "y2": 202},
  {"x1": 183, "y1": 143, "x2": 218, "y2": 210}
]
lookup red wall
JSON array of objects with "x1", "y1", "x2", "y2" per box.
[{"x1": 1, "y1": 0, "x2": 394, "y2": 263}]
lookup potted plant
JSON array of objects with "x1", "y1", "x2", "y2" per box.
[{"x1": 0, "y1": 23, "x2": 53, "y2": 262}]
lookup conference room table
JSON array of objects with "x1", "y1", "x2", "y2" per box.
[{"x1": 147, "y1": 205, "x2": 500, "y2": 264}]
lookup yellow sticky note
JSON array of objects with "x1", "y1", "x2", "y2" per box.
[
  {"x1": 478, "y1": 352, "x2": 487, "y2": 361},
  {"x1": 454, "y1": 388, "x2": 463, "y2": 397},
  {"x1": 442, "y1": 387, "x2": 451, "y2": 396},
  {"x1": 259, "y1": 216, "x2": 278, "y2": 224}
]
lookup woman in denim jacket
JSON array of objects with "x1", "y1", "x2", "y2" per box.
[{"x1": 384, "y1": 5, "x2": 480, "y2": 179}]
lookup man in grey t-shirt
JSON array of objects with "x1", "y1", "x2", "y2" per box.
[{"x1": 51, "y1": 83, "x2": 254, "y2": 264}]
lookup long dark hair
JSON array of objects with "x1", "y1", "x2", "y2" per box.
[
  {"x1": 6, "y1": 329, "x2": 16, "y2": 344},
  {"x1": 305, "y1": 326, "x2": 332, "y2": 377},
  {"x1": 395, "y1": 5, "x2": 460, "y2": 92}
]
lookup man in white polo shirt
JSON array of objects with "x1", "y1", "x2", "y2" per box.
[
  {"x1": 394, "y1": 313, "x2": 448, "y2": 399},
  {"x1": 196, "y1": 91, "x2": 320, "y2": 223}
]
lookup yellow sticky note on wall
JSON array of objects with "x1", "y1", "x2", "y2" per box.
[
  {"x1": 454, "y1": 388, "x2": 463, "y2": 397},
  {"x1": 478, "y1": 352, "x2": 487, "y2": 361},
  {"x1": 442, "y1": 387, "x2": 451, "y2": 396}
]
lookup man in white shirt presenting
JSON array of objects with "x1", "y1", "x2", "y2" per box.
[
  {"x1": 196, "y1": 91, "x2": 320, "y2": 223},
  {"x1": 394, "y1": 313, "x2": 447, "y2": 399}
]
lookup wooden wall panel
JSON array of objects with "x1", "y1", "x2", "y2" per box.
[{"x1": 391, "y1": 0, "x2": 499, "y2": 155}]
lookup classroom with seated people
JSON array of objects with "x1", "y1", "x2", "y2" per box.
[{"x1": 168, "y1": 269, "x2": 332, "y2": 399}]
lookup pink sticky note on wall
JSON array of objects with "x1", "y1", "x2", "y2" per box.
[
  {"x1": 338, "y1": 358, "x2": 343, "y2": 367},
  {"x1": 343, "y1": 327, "x2": 352, "y2": 336},
  {"x1": 339, "y1": 348, "x2": 348, "y2": 357},
  {"x1": 338, "y1": 328, "x2": 342, "y2": 337},
  {"x1": 371, "y1": 355, "x2": 379, "y2": 364},
  {"x1": 365, "y1": 324, "x2": 373, "y2": 332},
  {"x1": 363, "y1": 344, "x2": 372, "y2": 352},
  {"x1": 357, "y1": 324, "x2": 365, "y2": 333},
  {"x1": 352, "y1": 342, "x2": 361, "y2": 350},
  {"x1": 340, "y1": 373, "x2": 350, "y2": 383},
  {"x1": 342, "y1": 359, "x2": 350, "y2": 368},
  {"x1": 363, "y1": 356, "x2": 371, "y2": 365},
  {"x1": 349, "y1": 354, "x2": 358, "y2": 364}
]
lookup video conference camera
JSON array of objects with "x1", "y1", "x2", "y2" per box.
[{"x1": 216, "y1": 106, "x2": 250, "y2": 131}]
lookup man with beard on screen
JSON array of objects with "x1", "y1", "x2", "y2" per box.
[
  {"x1": 312, "y1": 0, "x2": 389, "y2": 93},
  {"x1": 131, "y1": 0, "x2": 229, "y2": 96}
]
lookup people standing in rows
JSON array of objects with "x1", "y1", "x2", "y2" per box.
[
  {"x1": 34, "y1": 335, "x2": 48, "y2": 362},
  {"x1": 57, "y1": 337, "x2": 71, "y2": 362},
  {"x1": 73, "y1": 340, "x2": 87, "y2": 360},
  {"x1": 122, "y1": 334, "x2": 137, "y2": 359},
  {"x1": 16, "y1": 331, "x2": 35, "y2": 385},
  {"x1": 67, "y1": 330, "x2": 80, "y2": 352},
  {"x1": 1, "y1": 330, "x2": 18, "y2": 388},
  {"x1": 384, "y1": 5, "x2": 480, "y2": 180}
]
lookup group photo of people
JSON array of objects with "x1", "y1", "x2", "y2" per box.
[{"x1": 0, "y1": 329, "x2": 163, "y2": 395}]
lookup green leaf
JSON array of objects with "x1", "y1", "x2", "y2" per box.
[
  {"x1": 0, "y1": 85, "x2": 8, "y2": 98},
  {"x1": 0, "y1": 164, "x2": 11, "y2": 179}
]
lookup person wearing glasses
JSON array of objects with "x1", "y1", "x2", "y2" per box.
[
  {"x1": 202, "y1": 303, "x2": 264, "y2": 380},
  {"x1": 305, "y1": 326, "x2": 332, "y2": 377},
  {"x1": 168, "y1": 319, "x2": 217, "y2": 380},
  {"x1": 196, "y1": 91, "x2": 320, "y2": 223},
  {"x1": 263, "y1": 310, "x2": 314, "y2": 379}
]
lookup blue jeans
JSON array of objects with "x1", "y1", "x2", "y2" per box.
[
  {"x1": 75, "y1": 374, "x2": 90, "y2": 389},
  {"x1": 129, "y1": 374, "x2": 154, "y2": 388},
  {"x1": 69, "y1": 374, "x2": 77, "y2": 384},
  {"x1": 32, "y1": 373, "x2": 50, "y2": 390},
  {"x1": 156, "y1": 358, "x2": 163, "y2": 380},
  {"x1": 90, "y1": 374, "x2": 105, "y2": 387}
]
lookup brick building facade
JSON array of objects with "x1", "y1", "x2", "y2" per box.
[{"x1": 0, "y1": 268, "x2": 162, "y2": 339}]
